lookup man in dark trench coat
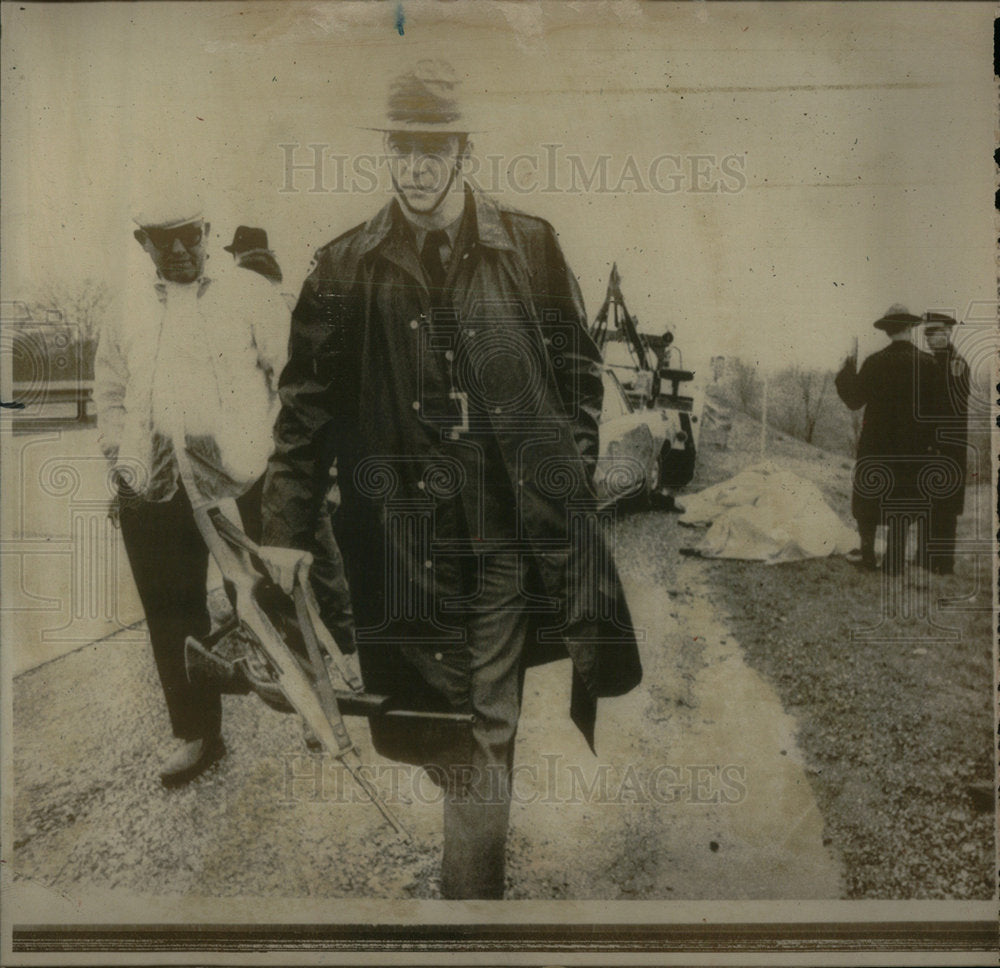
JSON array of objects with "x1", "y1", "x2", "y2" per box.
[
  {"x1": 262, "y1": 60, "x2": 642, "y2": 898},
  {"x1": 835, "y1": 304, "x2": 939, "y2": 573},
  {"x1": 919, "y1": 312, "x2": 971, "y2": 574}
]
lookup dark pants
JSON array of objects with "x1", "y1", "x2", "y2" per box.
[
  {"x1": 881, "y1": 514, "x2": 910, "y2": 576},
  {"x1": 362, "y1": 548, "x2": 530, "y2": 899},
  {"x1": 856, "y1": 517, "x2": 878, "y2": 569},
  {"x1": 437, "y1": 551, "x2": 530, "y2": 900},
  {"x1": 857, "y1": 511, "x2": 913, "y2": 575},
  {"x1": 928, "y1": 508, "x2": 959, "y2": 574},
  {"x1": 119, "y1": 479, "x2": 262, "y2": 741}
]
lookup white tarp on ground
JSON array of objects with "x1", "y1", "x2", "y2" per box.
[{"x1": 679, "y1": 461, "x2": 857, "y2": 563}]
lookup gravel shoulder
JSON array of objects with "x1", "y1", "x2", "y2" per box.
[
  {"x1": 689, "y1": 405, "x2": 997, "y2": 899},
  {"x1": 11, "y1": 508, "x2": 841, "y2": 906},
  {"x1": 701, "y1": 549, "x2": 995, "y2": 899},
  {"x1": 10, "y1": 407, "x2": 992, "y2": 908}
]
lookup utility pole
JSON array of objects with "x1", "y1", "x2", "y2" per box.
[{"x1": 760, "y1": 368, "x2": 769, "y2": 459}]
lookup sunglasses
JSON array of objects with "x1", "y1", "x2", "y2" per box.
[{"x1": 144, "y1": 223, "x2": 204, "y2": 251}]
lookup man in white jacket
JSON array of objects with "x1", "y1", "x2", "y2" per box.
[{"x1": 95, "y1": 197, "x2": 289, "y2": 785}]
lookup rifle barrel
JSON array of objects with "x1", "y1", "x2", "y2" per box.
[{"x1": 382, "y1": 709, "x2": 475, "y2": 723}]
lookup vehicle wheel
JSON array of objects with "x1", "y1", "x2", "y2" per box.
[{"x1": 658, "y1": 438, "x2": 697, "y2": 489}]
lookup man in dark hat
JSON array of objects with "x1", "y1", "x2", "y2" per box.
[
  {"x1": 919, "y1": 313, "x2": 970, "y2": 574},
  {"x1": 835, "y1": 304, "x2": 939, "y2": 573},
  {"x1": 262, "y1": 59, "x2": 641, "y2": 898},
  {"x1": 225, "y1": 225, "x2": 283, "y2": 285}
]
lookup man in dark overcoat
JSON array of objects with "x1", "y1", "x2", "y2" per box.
[
  {"x1": 920, "y1": 313, "x2": 971, "y2": 574},
  {"x1": 835, "y1": 304, "x2": 939, "y2": 573},
  {"x1": 262, "y1": 60, "x2": 641, "y2": 898},
  {"x1": 224, "y1": 225, "x2": 284, "y2": 285}
]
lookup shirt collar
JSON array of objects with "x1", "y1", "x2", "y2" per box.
[
  {"x1": 355, "y1": 187, "x2": 516, "y2": 259},
  {"x1": 153, "y1": 274, "x2": 213, "y2": 304},
  {"x1": 410, "y1": 210, "x2": 463, "y2": 255}
]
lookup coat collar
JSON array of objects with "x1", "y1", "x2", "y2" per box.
[
  {"x1": 354, "y1": 188, "x2": 516, "y2": 260},
  {"x1": 153, "y1": 275, "x2": 213, "y2": 305}
]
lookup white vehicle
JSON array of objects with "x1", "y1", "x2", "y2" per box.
[
  {"x1": 590, "y1": 265, "x2": 705, "y2": 500},
  {"x1": 595, "y1": 367, "x2": 703, "y2": 507}
]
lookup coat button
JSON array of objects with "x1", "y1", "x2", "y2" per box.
[
  {"x1": 409, "y1": 319, "x2": 419, "y2": 330},
  {"x1": 411, "y1": 401, "x2": 420, "y2": 410},
  {"x1": 434, "y1": 652, "x2": 443, "y2": 661},
  {"x1": 417, "y1": 480, "x2": 426, "y2": 490},
  {"x1": 445, "y1": 350, "x2": 454, "y2": 361},
  {"x1": 424, "y1": 559, "x2": 433, "y2": 569}
]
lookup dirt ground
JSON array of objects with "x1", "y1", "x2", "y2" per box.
[
  {"x1": 691, "y1": 404, "x2": 997, "y2": 899},
  {"x1": 712, "y1": 559, "x2": 996, "y2": 899},
  {"x1": 9, "y1": 412, "x2": 995, "y2": 907},
  {"x1": 702, "y1": 534, "x2": 995, "y2": 899},
  {"x1": 11, "y1": 506, "x2": 841, "y2": 905}
]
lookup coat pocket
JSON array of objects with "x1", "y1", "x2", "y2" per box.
[{"x1": 399, "y1": 638, "x2": 471, "y2": 712}]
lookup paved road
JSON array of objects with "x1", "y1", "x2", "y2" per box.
[
  {"x1": 4, "y1": 426, "x2": 144, "y2": 674},
  {"x1": 10, "y1": 506, "x2": 842, "y2": 909}
]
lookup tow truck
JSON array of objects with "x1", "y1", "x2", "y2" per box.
[{"x1": 589, "y1": 265, "x2": 703, "y2": 491}]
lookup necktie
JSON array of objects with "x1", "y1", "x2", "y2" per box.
[{"x1": 420, "y1": 229, "x2": 449, "y2": 293}]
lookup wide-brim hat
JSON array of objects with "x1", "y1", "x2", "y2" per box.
[
  {"x1": 873, "y1": 303, "x2": 921, "y2": 333},
  {"x1": 360, "y1": 58, "x2": 484, "y2": 133},
  {"x1": 224, "y1": 225, "x2": 269, "y2": 254},
  {"x1": 922, "y1": 311, "x2": 959, "y2": 328}
]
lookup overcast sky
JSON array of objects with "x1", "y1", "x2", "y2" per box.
[{"x1": 2, "y1": 1, "x2": 994, "y2": 374}]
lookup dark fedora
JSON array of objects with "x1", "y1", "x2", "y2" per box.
[
  {"x1": 224, "y1": 225, "x2": 270, "y2": 255},
  {"x1": 362, "y1": 59, "x2": 482, "y2": 133},
  {"x1": 923, "y1": 311, "x2": 959, "y2": 327},
  {"x1": 873, "y1": 303, "x2": 921, "y2": 333}
]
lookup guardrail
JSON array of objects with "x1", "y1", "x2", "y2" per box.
[{"x1": 10, "y1": 379, "x2": 95, "y2": 425}]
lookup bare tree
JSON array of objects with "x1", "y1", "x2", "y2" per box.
[
  {"x1": 33, "y1": 278, "x2": 113, "y2": 341},
  {"x1": 793, "y1": 366, "x2": 831, "y2": 444},
  {"x1": 727, "y1": 357, "x2": 760, "y2": 416},
  {"x1": 769, "y1": 368, "x2": 801, "y2": 438},
  {"x1": 768, "y1": 365, "x2": 833, "y2": 445}
]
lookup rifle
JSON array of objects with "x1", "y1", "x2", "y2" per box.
[{"x1": 171, "y1": 448, "x2": 470, "y2": 841}]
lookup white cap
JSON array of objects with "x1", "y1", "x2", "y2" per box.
[{"x1": 132, "y1": 192, "x2": 204, "y2": 230}]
